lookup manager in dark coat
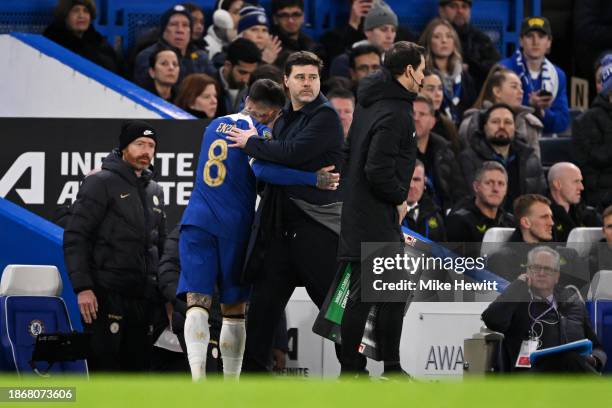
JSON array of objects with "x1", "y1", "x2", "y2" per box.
[{"x1": 337, "y1": 41, "x2": 426, "y2": 375}]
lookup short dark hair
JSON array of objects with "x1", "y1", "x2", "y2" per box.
[
  {"x1": 513, "y1": 194, "x2": 551, "y2": 221},
  {"x1": 271, "y1": 0, "x2": 304, "y2": 14},
  {"x1": 383, "y1": 41, "x2": 425, "y2": 77},
  {"x1": 349, "y1": 44, "x2": 382, "y2": 69},
  {"x1": 248, "y1": 64, "x2": 284, "y2": 87},
  {"x1": 414, "y1": 95, "x2": 435, "y2": 115},
  {"x1": 248, "y1": 79, "x2": 286, "y2": 108},
  {"x1": 226, "y1": 38, "x2": 261, "y2": 66},
  {"x1": 284, "y1": 51, "x2": 323, "y2": 76},
  {"x1": 327, "y1": 87, "x2": 355, "y2": 104},
  {"x1": 182, "y1": 2, "x2": 204, "y2": 15},
  {"x1": 148, "y1": 45, "x2": 181, "y2": 68},
  {"x1": 480, "y1": 102, "x2": 515, "y2": 129}
]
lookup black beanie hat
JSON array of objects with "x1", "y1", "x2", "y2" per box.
[
  {"x1": 160, "y1": 4, "x2": 193, "y2": 33},
  {"x1": 119, "y1": 120, "x2": 158, "y2": 151}
]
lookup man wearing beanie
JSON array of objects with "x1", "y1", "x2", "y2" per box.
[
  {"x1": 329, "y1": 1, "x2": 398, "y2": 79},
  {"x1": 573, "y1": 53, "x2": 612, "y2": 208},
  {"x1": 133, "y1": 4, "x2": 215, "y2": 86},
  {"x1": 64, "y1": 120, "x2": 167, "y2": 372},
  {"x1": 238, "y1": 4, "x2": 283, "y2": 65},
  {"x1": 438, "y1": 0, "x2": 500, "y2": 90}
]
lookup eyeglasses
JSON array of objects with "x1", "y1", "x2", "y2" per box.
[
  {"x1": 276, "y1": 11, "x2": 304, "y2": 19},
  {"x1": 355, "y1": 64, "x2": 381, "y2": 73},
  {"x1": 527, "y1": 264, "x2": 558, "y2": 275}
]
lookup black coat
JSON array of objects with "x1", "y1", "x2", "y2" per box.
[
  {"x1": 241, "y1": 93, "x2": 344, "y2": 280},
  {"x1": 338, "y1": 68, "x2": 418, "y2": 261},
  {"x1": 454, "y1": 23, "x2": 501, "y2": 90},
  {"x1": 401, "y1": 193, "x2": 446, "y2": 242},
  {"x1": 446, "y1": 197, "x2": 515, "y2": 243},
  {"x1": 64, "y1": 150, "x2": 166, "y2": 297},
  {"x1": 43, "y1": 22, "x2": 123, "y2": 76},
  {"x1": 572, "y1": 94, "x2": 612, "y2": 208},
  {"x1": 549, "y1": 199, "x2": 601, "y2": 242},
  {"x1": 419, "y1": 132, "x2": 467, "y2": 211},
  {"x1": 458, "y1": 131, "x2": 546, "y2": 209},
  {"x1": 482, "y1": 279, "x2": 607, "y2": 372}
]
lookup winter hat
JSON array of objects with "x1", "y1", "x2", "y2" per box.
[
  {"x1": 238, "y1": 4, "x2": 269, "y2": 34},
  {"x1": 439, "y1": 0, "x2": 472, "y2": 6},
  {"x1": 364, "y1": 1, "x2": 398, "y2": 31},
  {"x1": 119, "y1": 120, "x2": 158, "y2": 151},
  {"x1": 53, "y1": 0, "x2": 97, "y2": 21},
  {"x1": 601, "y1": 53, "x2": 612, "y2": 96},
  {"x1": 160, "y1": 4, "x2": 193, "y2": 33}
]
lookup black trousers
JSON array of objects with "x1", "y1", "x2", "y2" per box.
[
  {"x1": 532, "y1": 351, "x2": 600, "y2": 374},
  {"x1": 243, "y1": 216, "x2": 340, "y2": 372},
  {"x1": 83, "y1": 290, "x2": 155, "y2": 372},
  {"x1": 340, "y1": 261, "x2": 405, "y2": 373}
]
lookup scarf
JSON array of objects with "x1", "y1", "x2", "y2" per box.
[
  {"x1": 513, "y1": 49, "x2": 559, "y2": 99},
  {"x1": 440, "y1": 61, "x2": 464, "y2": 123}
]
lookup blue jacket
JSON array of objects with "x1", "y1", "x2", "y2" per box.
[{"x1": 500, "y1": 55, "x2": 569, "y2": 134}]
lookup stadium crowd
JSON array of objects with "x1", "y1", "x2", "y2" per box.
[{"x1": 49, "y1": 0, "x2": 612, "y2": 377}]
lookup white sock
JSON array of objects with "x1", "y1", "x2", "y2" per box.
[
  {"x1": 184, "y1": 307, "x2": 210, "y2": 381},
  {"x1": 220, "y1": 317, "x2": 246, "y2": 380}
]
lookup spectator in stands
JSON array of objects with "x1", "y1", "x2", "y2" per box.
[
  {"x1": 143, "y1": 46, "x2": 180, "y2": 102},
  {"x1": 205, "y1": 0, "x2": 244, "y2": 58},
  {"x1": 446, "y1": 161, "x2": 514, "y2": 243},
  {"x1": 215, "y1": 38, "x2": 261, "y2": 116},
  {"x1": 174, "y1": 73, "x2": 220, "y2": 118},
  {"x1": 329, "y1": 1, "x2": 398, "y2": 79},
  {"x1": 573, "y1": 0, "x2": 612, "y2": 103},
  {"x1": 319, "y1": 0, "x2": 415, "y2": 73},
  {"x1": 419, "y1": 69, "x2": 461, "y2": 153},
  {"x1": 482, "y1": 246, "x2": 606, "y2": 373},
  {"x1": 44, "y1": 0, "x2": 123, "y2": 75},
  {"x1": 589, "y1": 205, "x2": 612, "y2": 274},
  {"x1": 437, "y1": 0, "x2": 500, "y2": 90},
  {"x1": 413, "y1": 95, "x2": 466, "y2": 211},
  {"x1": 271, "y1": 0, "x2": 323, "y2": 67},
  {"x1": 458, "y1": 103, "x2": 545, "y2": 211},
  {"x1": 499, "y1": 17, "x2": 569, "y2": 135},
  {"x1": 402, "y1": 160, "x2": 446, "y2": 242},
  {"x1": 348, "y1": 43, "x2": 382, "y2": 94},
  {"x1": 238, "y1": 4, "x2": 283, "y2": 65},
  {"x1": 328, "y1": 88, "x2": 355, "y2": 139},
  {"x1": 547, "y1": 162, "x2": 601, "y2": 242},
  {"x1": 133, "y1": 4, "x2": 214, "y2": 87},
  {"x1": 182, "y1": 3, "x2": 207, "y2": 51},
  {"x1": 460, "y1": 65, "x2": 543, "y2": 158},
  {"x1": 595, "y1": 53, "x2": 606, "y2": 95},
  {"x1": 419, "y1": 18, "x2": 477, "y2": 125},
  {"x1": 63, "y1": 120, "x2": 166, "y2": 372},
  {"x1": 573, "y1": 53, "x2": 612, "y2": 209}
]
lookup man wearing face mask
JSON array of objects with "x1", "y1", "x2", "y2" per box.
[
  {"x1": 63, "y1": 121, "x2": 167, "y2": 372},
  {"x1": 458, "y1": 103, "x2": 545, "y2": 211}
]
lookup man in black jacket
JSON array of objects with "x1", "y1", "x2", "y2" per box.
[
  {"x1": 226, "y1": 51, "x2": 345, "y2": 372},
  {"x1": 63, "y1": 120, "x2": 167, "y2": 371},
  {"x1": 458, "y1": 103, "x2": 546, "y2": 212},
  {"x1": 482, "y1": 246, "x2": 606, "y2": 373},
  {"x1": 338, "y1": 41, "x2": 425, "y2": 375},
  {"x1": 547, "y1": 162, "x2": 601, "y2": 242},
  {"x1": 446, "y1": 161, "x2": 514, "y2": 243},
  {"x1": 413, "y1": 95, "x2": 466, "y2": 211},
  {"x1": 402, "y1": 160, "x2": 446, "y2": 242},
  {"x1": 438, "y1": 0, "x2": 500, "y2": 90}
]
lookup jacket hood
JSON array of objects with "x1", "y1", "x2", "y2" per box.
[
  {"x1": 357, "y1": 68, "x2": 416, "y2": 108},
  {"x1": 102, "y1": 149, "x2": 154, "y2": 185}
]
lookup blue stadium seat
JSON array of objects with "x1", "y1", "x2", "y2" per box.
[{"x1": 0, "y1": 265, "x2": 87, "y2": 376}]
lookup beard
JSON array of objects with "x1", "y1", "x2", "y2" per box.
[{"x1": 488, "y1": 134, "x2": 512, "y2": 146}]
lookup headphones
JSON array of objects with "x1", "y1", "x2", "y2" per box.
[{"x1": 408, "y1": 68, "x2": 423, "y2": 90}]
